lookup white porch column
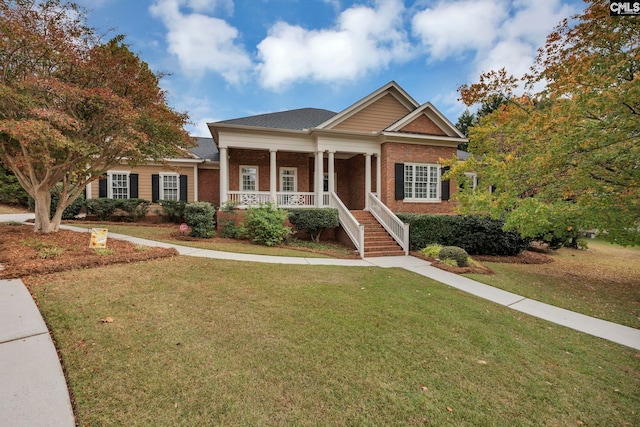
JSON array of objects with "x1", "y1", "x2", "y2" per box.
[
  {"x1": 219, "y1": 146, "x2": 228, "y2": 206},
  {"x1": 327, "y1": 151, "x2": 335, "y2": 195},
  {"x1": 315, "y1": 151, "x2": 324, "y2": 207},
  {"x1": 270, "y1": 149, "x2": 277, "y2": 203},
  {"x1": 364, "y1": 153, "x2": 372, "y2": 210},
  {"x1": 193, "y1": 164, "x2": 199, "y2": 201},
  {"x1": 375, "y1": 154, "x2": 381, "y2": 198}
]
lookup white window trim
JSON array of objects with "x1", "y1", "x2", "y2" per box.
[
  {"x1": 404, "y1": 163, "x2": 440, "y2": 202},
  {"x1": 159, "y1": 172, "x2": 180, "y2": 201},
  {"x1": 240, "y1": 165, "x2": 259, "y2": 192},
  {"x1": 107, "y1": 171, "x2": 130, "y2": 199},
  {"x1": 279, "y1": 167, "x2": 297, "y2": 192}
]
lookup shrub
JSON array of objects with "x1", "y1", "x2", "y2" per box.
[
  {"x1": 397, "y1": 214, "x2": 531, "y2": 256},
  {"x1": 159, "y1": 200, "x2": 186, "y2": 223},
  {"x1": 288, "y1": 208, "x2": 339, "y2": 242},
  {"x1": 244, "y1": 203, "x2": 291, "y2": 246},
  {"x1": 184, "y1": 201, "x2": 216, "y2": 238},
  {"x1": 439, "y1": 246, "x2": 469, "y2": 267},
  {"x1": 218, "y1": 219, "x2": 245, "y2": 239},
  {"x1": 0, "y1": 164, "x2": 29, "y2": 206},
  {"x1": 117, "y1": 198, "x2": 151, "y2": 222},
  {"x1": 440, "y1": 258, "x2": 459, "y2": 268},
  {"x1": 86, "y1": 199, "x2": 120, "y2": 221},
  {"x1": 420, "y1": 243, "x2": 443, "y2": 258}
]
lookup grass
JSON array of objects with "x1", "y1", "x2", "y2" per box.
[
  {"x1": 29, "y1": 257, "x2": 640, "y2": 426},
  {"x1": 466, "y1": 240, "x2": 640, "y2": 329},
  {"x1": 68, "y1": 222, "x2": 342, "y2": 258}
]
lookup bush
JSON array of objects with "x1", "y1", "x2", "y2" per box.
[
  {"x1": 184, "y1": 201, "x2": 216, "y2": 238},
  {"x1": 117, "y1": 198, "x2": 151, "y2": 222},
  {"x1": 420, "y1": 243, "x2": 443, "y2": 258},
  {"x1": 159, "y1": 200, "x2": 186, "y2": 223},
  {"x1": 244, "y1": 203, "x2": 291, "y2": 246},
  {"x1": 85, "y1": 199, "x2": 120, "y2": 221},
  {"x1": 397, "y1": 214, "x2": 531, "y2": 256},
  {"x1": 218, "y1": 219, "x2": 245, "y2": 239},
  {"x1": 439, "y1": 246, "x2": 469, "y2": 267},
  {"x1": 0, "y1": 165, "x2": 29, "y2": 206},
  {"x1": 288, "y1": 208, "x2": 339, "y2": 242}
]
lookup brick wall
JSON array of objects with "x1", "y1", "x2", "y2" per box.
[
  {"x1": 197, "y1": 169, "x2": 219, "y2": 205},
  {"x1": 400, "y1": 114, "x2": 447, "y2": 136},
  {"x1": 381, "y1": 142, "x2": 458, "y2": 214}
]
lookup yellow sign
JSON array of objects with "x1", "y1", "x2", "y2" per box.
[{"x1": 89, "y1": 228, "x2": 108, "y2": 248}]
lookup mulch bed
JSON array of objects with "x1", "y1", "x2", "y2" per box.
[
  {"x1": 411, "y1": 249, "x2": 553, "y2": 275},
  {"x1": 0, "y1": 223, "x2": 178, "y2": 279}
]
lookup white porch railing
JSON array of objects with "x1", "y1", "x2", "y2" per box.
[
  {"x1": 227, "y1": 191, "x2": 331, "y2": 208},
  {"x1": 329, "y1": 192, "x2": 365, "y2": 258},
  {"x1": 368, "y1": 193, "x2": 409, "y2": 255},
  {"x1": 276, "y1": 192, "x2": 315, "y2": 208},
  {"x1": 227, "y1": 191, "x2": 273, "y2": 206}
]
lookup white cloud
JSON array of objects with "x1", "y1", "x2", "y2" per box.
[
  {"x1": 256, "y1": 0, "x2": 412, "y2": 90},
  {"x1": 413, "y1": 0, "x2": 580, "y2": 92},
  {"x1": 412, "y1": 0, "x2": 508, "y2": 59},
  {"x1": 150, "y1": 0, "x2": 251, "y2": 84}
]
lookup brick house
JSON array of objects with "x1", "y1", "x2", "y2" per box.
[{"x1": 90, "y1": 81, "x2": 467, "y2": 257}]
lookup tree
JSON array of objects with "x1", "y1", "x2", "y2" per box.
[
  {"x1": 450, "y1": 1, "x2": 640, "y2": 246},
  {"x1": 0, "y1": 0, "x2": 190, "y2": 232},
  {"x1": 455, "y1": 95, "x2": 509, "y2": 151}
]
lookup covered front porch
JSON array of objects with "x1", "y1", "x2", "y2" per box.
[
  {"x1": 219, "y1": 147, "x2": 381, "y2": 210},
  {"x1": 217, "y1": 147, "x2": 407, "y2": 258}
]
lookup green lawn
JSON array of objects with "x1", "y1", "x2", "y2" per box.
[
  {"x1": 30, "y1": 258, "x2": 640, "y2": 426},
  {"x1": 466, "y1": 240, "x2": 640, "y2": 329}
]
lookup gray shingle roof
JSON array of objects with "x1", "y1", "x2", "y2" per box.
[
  {"x1": 216, "y1": 108, "x2": 337, "y2": 130},
  {"x1": 189, "y1": 137, "x2": 219, "y2": 161}
]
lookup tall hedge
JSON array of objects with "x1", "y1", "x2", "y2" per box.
[{"x1": 397, "y1": 214, "x2": 531, "y2": 256}]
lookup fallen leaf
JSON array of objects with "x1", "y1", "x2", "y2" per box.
[
  {"x1": 420, "y1": 385, "x2": 428, "y2": 392},
  {"x1": 447, "y1": 407, "x2": 453, "y2": 412},
  {"x1": 477, "y1": 360, "x2": 487, "y2": 364},
  {"x1": 101, "y1": 317, "x2": 114, "y2": 323},
  {"x1": 576, "y1": 421, "x2": 584, "y2": 425}
]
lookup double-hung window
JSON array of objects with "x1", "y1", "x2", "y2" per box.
[
  {"x1": 109, "y1": 172, "x2": 129, "y2": 199},
  {"x1": 240, "y1": 166, "x2": 258, "y2": 191},
  {"x1": 404, "y1": 163, "x2": 439, "y2": 201},
  {"x1": 160, "y1": 173, "x2": 179, "y2": 201},
  {"x1": 280, "y1": 168, "x2": 297, "y2": 192}
]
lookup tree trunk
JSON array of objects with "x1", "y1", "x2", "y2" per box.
[{"x1": 33, "y1": 189, "x2": 53, "y2": 233}]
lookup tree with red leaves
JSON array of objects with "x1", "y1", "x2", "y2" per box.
[{"x1": 0, "y1": 0, "x2": 191, "y2": 232}]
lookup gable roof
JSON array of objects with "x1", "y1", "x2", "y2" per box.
[
  {"x1": 385, "y1": 102, "x2": 466, "y2": 139},
  {"x1": 216, "y1": 108, "x2": 337, "y2": 131},
  {"x1": 189, "y1": 137, "x2": 219, "y2": 161},
  {"x1": 316, "y1": 81, "x2": 419, "y2": 130}
]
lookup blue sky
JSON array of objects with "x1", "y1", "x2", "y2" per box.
[{"x1": 76, "y1": 0, "x2": 586, "y2": 137}]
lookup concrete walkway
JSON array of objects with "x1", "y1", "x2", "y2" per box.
[{"x1": 1, "y1": 213, "x2": 639, "y2": 425}]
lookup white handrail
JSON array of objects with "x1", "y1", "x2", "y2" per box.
[
  {"x1": 367, "y1": 193, "x2": 409, "y2": 255},
  {"x1": 329, "y1": 192, "x2": 364, "y2": 258}
]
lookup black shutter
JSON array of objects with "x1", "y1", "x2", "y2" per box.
[
  {"x1": 152, "y1": 174, "x2": 159, "y2": 202},
  {"x1": 441, "y1": 167, "x2": 450, "y2": 201},
  {"x1": 394, "y1": 163, "x2": 404, "y2": 200},
  {"x1": 129, "y1": 174, "x2": 139, "y2": 199},
  {"x1": 179, "y1": 175, "x2": 188, "y2": 202},
  {"x1": 99, "y1": 176, "x2": 107, "y2": 198}
]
